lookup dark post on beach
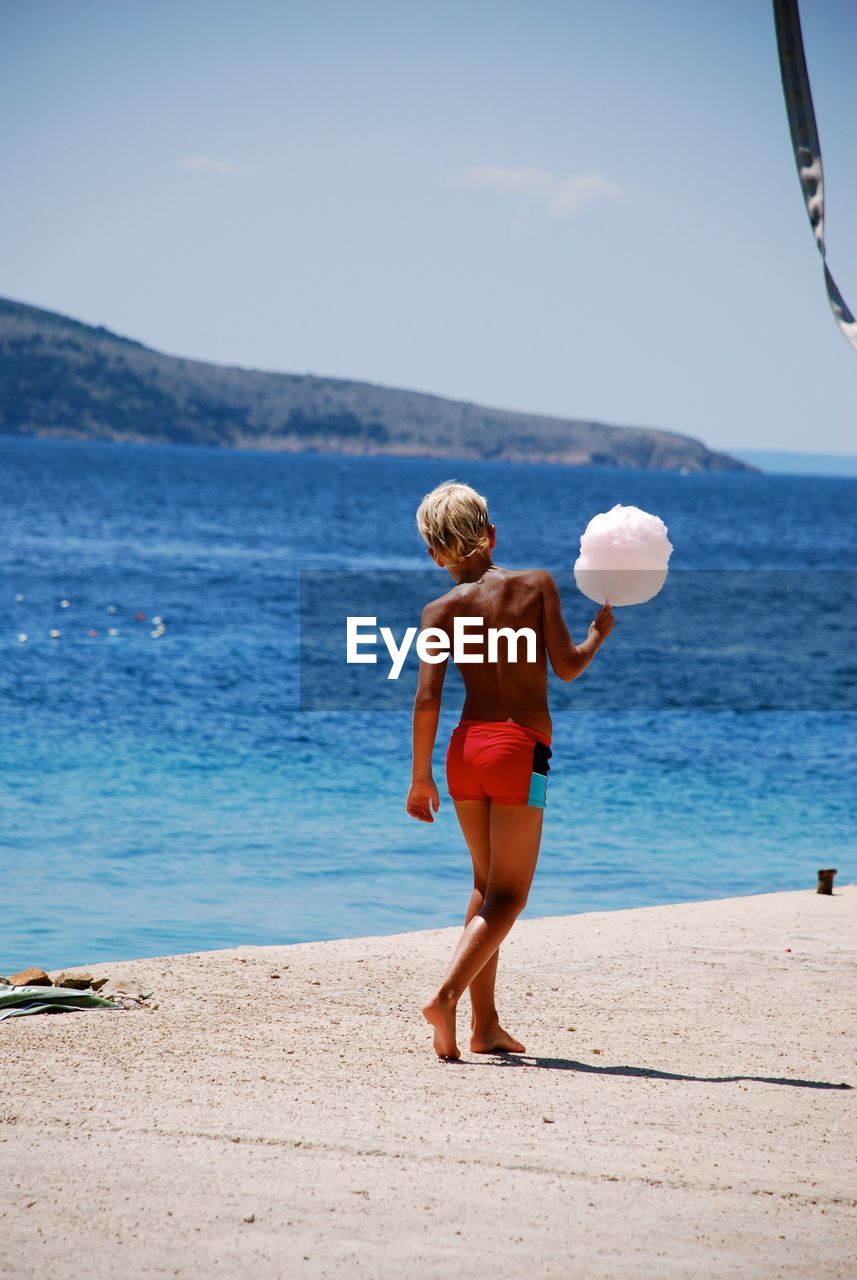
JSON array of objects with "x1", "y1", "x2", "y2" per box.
[{"x1": 816, "y1": 868, "x2": 837, "y2": 895}]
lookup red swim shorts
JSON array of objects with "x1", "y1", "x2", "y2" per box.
[{"x1": 445, "y1": 719, "x2": 553, "y2": 808}]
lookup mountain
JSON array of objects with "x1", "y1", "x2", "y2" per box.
[
  {"x1": 0, "y1": 297, "x2": 752, "y2": 471},
  {"x1": 728, "y1": 449, "x2": 857, "y2": 478}
]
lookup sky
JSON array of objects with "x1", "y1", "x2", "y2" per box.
[{"x1": 1, "y1": 0, "x2": 855, "y2": 453}]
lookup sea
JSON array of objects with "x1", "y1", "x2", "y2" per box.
[{"x1": 1, "y1": 435, "x2": 854, "y2": 970}]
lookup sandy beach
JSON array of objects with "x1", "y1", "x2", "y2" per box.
[{"x1": 2, "y1": 886, "x2": 855, "y2": 1279}]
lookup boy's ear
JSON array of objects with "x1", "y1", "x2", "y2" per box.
[{"x1": 428, "y1": 546, "x2": 444, "y2": 568}]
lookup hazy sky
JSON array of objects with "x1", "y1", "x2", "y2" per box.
[{"x1": 2, "y1": 0, "x2": 854, "y2": 452}]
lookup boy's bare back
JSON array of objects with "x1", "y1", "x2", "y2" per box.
[{"x1": 421, "y1": 567, "x2": 571, "y2": 738}]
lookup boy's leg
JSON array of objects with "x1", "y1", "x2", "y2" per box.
[
  {"x1": 453, "y1": 800, "x2": 524, "y2": 1051},
  {"x1": 451, "y1": 799, "x2": 492, "y2": 1024},
  {"x1": 423, "y1": 804, "x2": 543, "y2": 1059}
]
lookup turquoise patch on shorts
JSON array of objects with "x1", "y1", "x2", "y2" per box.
[{"x1": 526, "y1": 771, "x2": 547, "y2": 809}]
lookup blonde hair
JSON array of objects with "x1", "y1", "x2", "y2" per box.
[{"x1": 415, "y1": 481, "x2": 490, "y2": 564}]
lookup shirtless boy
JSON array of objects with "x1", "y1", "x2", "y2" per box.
[{"x1": 406, "y1": 480, "x2": 614, "y2": 1061}]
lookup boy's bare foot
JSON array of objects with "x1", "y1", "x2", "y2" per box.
[
  {"x1": 422, "y1": 995, "x2": 460, "y2": 1060},
  {"x1": 470, "y1": 1020, "x2": 526, "y2": 1054}
]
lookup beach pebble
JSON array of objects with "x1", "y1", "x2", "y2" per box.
[
  {"x1": 542, "y1": 1116, "x2": 555, "y2": 1124},
  {"x1": 54, "y1": 971, "x2": 95, "y2": 990},
  {"x1": 9, "y1": 967, "x2": 52, "y2": 987},
  {"x1": 242, "y1": 1213, "x2": 255, "y2": 1224},
  {"x1": 111, "y1": 976, "x2": 146, "y2": 997}
]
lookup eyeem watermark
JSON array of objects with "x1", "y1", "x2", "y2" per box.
[
  {"x1": 299, "y1": 569, "x2": 856, "y2": 712},
  {"x1": 346, "y1": 615, "x2": 536, "y2": 679}
]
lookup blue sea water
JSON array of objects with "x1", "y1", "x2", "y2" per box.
[{"x1": 1, "y1": 435, "x2": 854, "y2": 970}]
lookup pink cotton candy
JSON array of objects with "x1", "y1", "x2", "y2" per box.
[{"x1": 574, "y1": 504, "x2": 673, "y2": 606}]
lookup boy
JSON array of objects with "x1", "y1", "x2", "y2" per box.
[{"x1": 406, "y1": 480, "x2": 614, "y2": 1061}]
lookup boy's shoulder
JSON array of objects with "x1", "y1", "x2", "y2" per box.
[
  {"x1": 494, "y1": 567, "x2": 557, "y2": 589},
  {"x1": 421, "y1": 568, "x2": 556, "y2": 622},
  {"x1": 510, "y1": 568, "x2": 555, "y2": 587},
  {"x1": 420, "y1": 585, "x2": 461, "y2": 624}
]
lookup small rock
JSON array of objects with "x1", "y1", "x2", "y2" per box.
[
  {"x1": 9, "y1": 968, "x2": 52, "y2": 987},
  {"x1": 54, "y1": 971, "x2": 94, "y2": 990},
  {"x1": 567, "y1": 1026, "x2": 576, "y2": 1032},
  {"x1": 542, "y1": 1116, "x2": 555, "y2": 1124},
  {"x1": 592, "y1": 1048, "x2": 602, "y2": 1055},
  {"x1": 242, "y1": 1213, "x2": 255, "y2": 1224},
  {"x1": 111, "y1": 977, "x2": 146, "y2": 997},
  {"x1": 269, "y1": 973, "x2": 281, "y2": 980},
  {"x1": 90, "y1": 977, "x2": 109, "y2": 992}
]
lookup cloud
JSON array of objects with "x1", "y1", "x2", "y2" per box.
[
  {"x1": 177, "y1": 155, "x2": 245, "y2": 175},
  {"x1": 444, "y1": 164, "x2": 623, "y2": 234}
]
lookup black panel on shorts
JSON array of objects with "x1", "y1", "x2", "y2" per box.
[{"x1": 532, "y1": 741, "x2": 552, "y2": 777}]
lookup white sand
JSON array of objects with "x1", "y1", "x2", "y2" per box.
[{"x1": 2, "y1": 886, "x2": 855, "y2": 1279}]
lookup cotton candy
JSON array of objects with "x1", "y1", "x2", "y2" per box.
[{"x1": 574, "y1": 504, "x2": 673, "y2": 606}]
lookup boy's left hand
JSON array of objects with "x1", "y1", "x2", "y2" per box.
[{"x1": 406, "y1": 778, "x2": 440, "y2": 823}]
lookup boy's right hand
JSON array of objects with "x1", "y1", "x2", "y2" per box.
[
  {"x1": 588, "y1": 602, "x2": 615, "y2": 643},
  {"x1": 406, "y1": 778, "x2": 440, "y2": 823}
]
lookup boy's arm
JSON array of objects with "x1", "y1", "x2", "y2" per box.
[
  {"x1": 539, "y1": 572, "x2": 614, "y2": 681},
  {"x1": 406, "y1": 603, "x2": 448, "y2": 823}
]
